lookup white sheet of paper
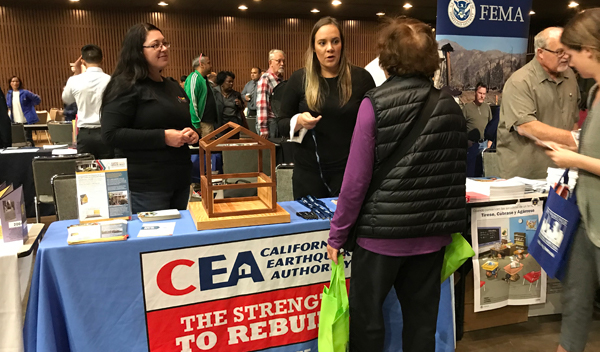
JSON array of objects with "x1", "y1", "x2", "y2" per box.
[
  {"x1": 1, "y1": 148, "x2": 40, "y2": 154},
  {"x1": 52, "y1": 149, "x2": 77, "y2": 155},
  {"x1": 137, "y1": 222, "x2": 176, "y2": 237}
]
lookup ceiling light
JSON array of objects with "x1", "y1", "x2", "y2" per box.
[
  {"x1": 238, "y1": 5, "x2": 248, "y2": 10},
  {"x1": 403, "y1": 3, "x2": 413, "y2": 9},
  {"x1": 69, "y1": 0, "x2": 79, "y2": 2},
  {"x1": 311, "y1": 8, "x2": 320, "y2": 13},
  {"x1": 529, "y1": 10, "x2": 535, "y2": 14},
  {"x1": 376, "y1": 12, "x2": 385, "y2": 16},
  {"x1": 158, "y1": 1, "x2": 168, "y2": 5},
  {"x1": 332, "y1": 0, "x2": 342, "y2": 6},
  {"x1": 568, "y1": 1, "x2": 579, "y2": 7}
]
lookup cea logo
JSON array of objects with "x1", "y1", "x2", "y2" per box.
[
  {"x1": 156, "y1": 251, "x2": 265, "y2": 296},
  {"x1": 448, "y1": 0, "x2": 476, "y2": 28}
]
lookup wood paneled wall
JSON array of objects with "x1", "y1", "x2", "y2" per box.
[{"x1": 0, "y1": 7, "x2": 380, "y2": 110}]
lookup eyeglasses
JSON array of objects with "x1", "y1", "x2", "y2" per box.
[
  {"x1": 542, "y1": 47, "x2": 566, "y2": 58},
  {"x1": 142, "y1": 41, "x2": 171, "y2": 50}
]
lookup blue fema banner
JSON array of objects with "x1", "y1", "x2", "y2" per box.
[{"x1": 436, "y1": 0, "x2": 533, "y2": 38}]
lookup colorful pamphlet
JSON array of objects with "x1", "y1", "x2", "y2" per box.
[
  {"x1": 75, "y1": 159, "x2": 132, "y2": 223},
  {"x1": 67, "y1": 219, "x2": 128, "y2": 245},
  {"x1": 0, "y1": 185, "x2": 28, "y2": 243}
]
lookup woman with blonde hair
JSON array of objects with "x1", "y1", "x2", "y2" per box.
[
  {"x1": 539, "y1": 8, "x2": 600, "y2": 352},
  {"x1": 278, "y1": 16, "x2": 375, "y2": 198}
]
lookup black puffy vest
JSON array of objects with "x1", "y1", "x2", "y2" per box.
[{"x1": 355, "y1": 75, "x2": 467, "y2": 240}]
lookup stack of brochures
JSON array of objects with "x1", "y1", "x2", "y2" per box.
[
  {"x1": 547, "y1": 167, "x2": 578, "y2": 190},
  {"x1": 509, "y1": 177, "x2": 548, "y2": 193},
  {"x1": 138, "y1": 209, "x2": 181, "y2": 222},
  {"x1": 466, "y1": 178, "x2": 527, "y2": 198}
]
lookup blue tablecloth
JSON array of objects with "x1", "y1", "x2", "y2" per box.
[{"x1": 23, "y1": 200, "x2": 454, "y2": 352}]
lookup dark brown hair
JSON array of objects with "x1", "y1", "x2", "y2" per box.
[
  {"x1": 561, "y1": 8, "x2": 600, "y2": 62},
  {"x1": 377, "y1": 16, "x2": 439, "y2": 77}
]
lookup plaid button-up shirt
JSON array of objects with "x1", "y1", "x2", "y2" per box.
[{"x1": 255, "y1": 69, "x2": 281, "y2": 136}]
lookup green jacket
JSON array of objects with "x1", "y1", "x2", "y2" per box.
[{"x1": 184, "y1": 70, "x2": 207, "y2": 129}]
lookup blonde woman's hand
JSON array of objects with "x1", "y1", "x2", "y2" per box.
[
  {"x1": 296, "y1": 112, "x2": 322, "y2": 131},
  {"x1": 165, "y1": 129, "x2": 187, "y2": 147}
]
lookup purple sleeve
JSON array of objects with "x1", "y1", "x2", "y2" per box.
[{"x1": 328, "y1": 98, "x2": 376, "y2": 249}]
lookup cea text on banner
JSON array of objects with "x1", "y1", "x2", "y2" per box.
[{"x1": 140, "y1": 231, "x2": 351, "y2": 352}]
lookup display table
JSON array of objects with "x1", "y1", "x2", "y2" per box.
[
  {"x1": 1, "y1": 224, "x2": 44, "y2": 352},
  {"x1": 24, "y1": 200, "x2": 455, "y2": 352}
]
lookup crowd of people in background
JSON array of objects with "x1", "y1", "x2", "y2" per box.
[{"x1": 2, "y1": 9, "x2": 600, "y2": 351}]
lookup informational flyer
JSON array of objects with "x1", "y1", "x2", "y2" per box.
[
  {"x1": 471, "y1": 201, "x2": 546, "y2": 312},
  {"x1": 75, "y1": 159, "x2": 131, "y2": 223}
]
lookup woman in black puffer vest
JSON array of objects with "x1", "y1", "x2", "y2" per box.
[{"x1": 327, "y1": 16, "x2": 467, "y2": 352}]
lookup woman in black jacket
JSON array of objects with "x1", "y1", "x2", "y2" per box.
[
  {"x1": 101, "y1": 23, "x2": 198, "y2": 213},
  {"x1": 277, "y1": 17, "x2": 375, "y2": 199}
]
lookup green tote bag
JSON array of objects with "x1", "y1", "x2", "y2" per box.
[
  {"x1": 318, "y1": 254, "x2": 350, "y2": 352},
  {"x1": 441, "y1": 232, "x2": 475, "y2": 283}
]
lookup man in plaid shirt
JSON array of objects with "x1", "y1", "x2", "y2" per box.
[{"x1": 256, "y1": 49, "x2": 286, "y2": 137}]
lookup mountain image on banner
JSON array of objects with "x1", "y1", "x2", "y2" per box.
[{"x1": 437, "y1": 39, "x2": 526, "y2": 91}]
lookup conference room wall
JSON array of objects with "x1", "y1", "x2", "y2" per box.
[{"x1": 0, "y1": 6, "x2": 379, "y2": 111}]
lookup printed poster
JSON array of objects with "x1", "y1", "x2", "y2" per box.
[
  {"x1": 75, "y1": 159, "x2": 131, "y2": 222},
  {"x1": 471, "y1": 201, "x2": 546, "y2": 312}
]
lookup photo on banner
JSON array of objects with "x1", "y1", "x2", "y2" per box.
[{"x1": 435, "y1": 0, "x2": 533, "y2": 105}]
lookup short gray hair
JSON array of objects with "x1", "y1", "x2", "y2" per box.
[
  {"x1": 192, "y1": 54, "x2": 209, "y2": 69},
  {"x1": 268, "y1": 49, "x2": 285, "y2": 61},
  {"x1": 534, "y1": 27, "x2": 563, "y2": 51}
]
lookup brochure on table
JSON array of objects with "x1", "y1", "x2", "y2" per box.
[
  {"x1": 471, "y1": 201, "x2": 546, "y2": 312},
  {"x1": 0, "y1": 184, "x2": 28, "y2": 244},
  {"x1": 75, "y1": 159, "x2": 131, "y2": 223}
]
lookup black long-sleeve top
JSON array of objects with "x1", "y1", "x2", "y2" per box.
[
  {"x1": 101, "y1": 77, "x2": 195, "y2": 192},
  {"x1": 277, "y1": 66, "x2": 375, "y2": 172}
]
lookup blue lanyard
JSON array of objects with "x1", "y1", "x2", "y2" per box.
[{"x1": 311, "y1": 130, "x2": 333, "y2": 195}]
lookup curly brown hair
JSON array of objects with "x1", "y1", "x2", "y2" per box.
[{"x1": 377, "y1": 17, "x2": 439, "y2": 77}]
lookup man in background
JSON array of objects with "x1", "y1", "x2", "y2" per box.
[
  {"x1": 179, "y1": 75, "x2": 187, "y2": 89},
  {"x1": 241, "y1": 67, "x2": 261, "y2": 118},
  {"x1": 256, "y1": 49, "x2": 285, "y2": 138},
  {"x1": 463, "y1": 82, "x2": 493, "y2": 148},
  {"x1": 62, "y1": 44, "x2": 112, "y2": 158},
  {"x1": 0, "y1": 86, "x2": 11, "y2": 148},
  {"x1": 496, "y1": 27, "x2": 580, "y2": 179},
  {"x1": 184, "y1": 54, "x2": 221, "y2": 138}
]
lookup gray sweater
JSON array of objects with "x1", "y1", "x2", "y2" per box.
[{"x1": 576, "y1": 84, "x2": 600, "y2": 247}]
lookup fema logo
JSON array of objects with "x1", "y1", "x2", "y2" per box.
[{"x1": 448, "y1": 0, "x2": 476, "y2": 28}]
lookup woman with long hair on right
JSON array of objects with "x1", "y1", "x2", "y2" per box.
[
  {"x1": 101, "y1": 23, "x2": 198, "y2": 213},
  {"x1": 539, "y1": 8, "x2": 600, "y2": 352}
]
